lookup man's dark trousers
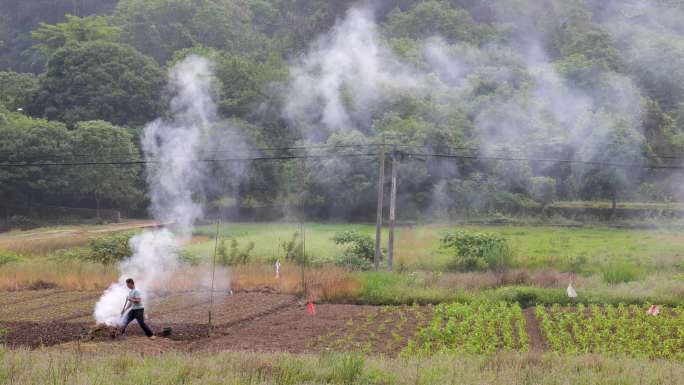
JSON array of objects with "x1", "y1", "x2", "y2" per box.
[{"x1": 122, "y1": 309, "x2": 153, "y2": 337}]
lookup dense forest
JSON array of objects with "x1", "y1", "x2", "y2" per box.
[{"x1": 1, "y1": 0, "x2": 684, "y2": 220}]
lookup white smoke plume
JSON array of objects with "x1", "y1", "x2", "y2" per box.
[
  {"x1": 283, "y1": 2, "x2": 650, "y2": 213},
  {"x1": 284, "y1": 6, "x2": 423, "y2": 138},
  {"x1": 94, "y1": 56, "x2": 217, "y2": 326}
]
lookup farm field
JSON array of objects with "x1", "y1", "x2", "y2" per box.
[{"x1": 1, "y1": 289, "x2": 683, "y2": 362}]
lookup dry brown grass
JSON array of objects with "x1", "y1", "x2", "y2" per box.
[
  {"x1": 0, "y1": 220, "x2": 161, "y2": 256},
  {"x1": 0, "y1": 231, "x2": 90, "y2": 255},
  {"x1": 0, "y1": 260, "x2": 117, "y2": 291},
  {"x1": 0, "y1": 258, "x2": 360, "y2": 301},
  {"x1": 229, "y1": 263, "x2": 360, "y2": 301},
  {"x1": 432, "y1": 268, "x2": 570, "y2": 291}
]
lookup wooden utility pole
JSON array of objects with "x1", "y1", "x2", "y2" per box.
[
  {"x1": 208, "y1": 216, "x2": 220, "y2": 336},
  {"x1": 374, "y1": 143, "x2": 386, "y2": 271},
  {"x1": 387, "y1": 148, "x2": 398, "y2": 270}
]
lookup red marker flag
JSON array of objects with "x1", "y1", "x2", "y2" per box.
[{"x1": 307, "y1": 302, "x2": 316, "y2": 316}]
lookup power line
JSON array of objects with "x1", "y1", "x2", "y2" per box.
[
  {"x1": 0, "y1": 153, "x2": 378, "y2": 168},
  {"x1": 406, "y1": 152, "x2": 684, "y2": 170},
  {"x1": 0, "y1": 143, "x2": 382, "y2": 162},
  {"x1": 4, "y1": 140, "x2": 684, "y2": 163}
]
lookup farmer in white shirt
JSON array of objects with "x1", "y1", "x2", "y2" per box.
[{"x1": 120, "y1": 278, "x2": 156, "y2": 339}]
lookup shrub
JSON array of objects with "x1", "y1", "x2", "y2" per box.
[
  {"x1": 87, "y1": 232, "x2": 133, "y2": 265},
  {"x1": 440, "y1": 230, "x2": 512, "y2": 272},
  {"x1": 281, "y1": 232, "x2": 307, "y2": 265},
  {"x1": 602, "y1": 261, "x2": 641, "y2": 284},
  {"x1": 0, "y1": 252, "x2": 22, "y2": 265},
  {"x1": 332, "y1": 231, "x2": 375, "y2": 271},
  {"x1": 217, "y1": 238, "x2": 255, "y2": 266}
]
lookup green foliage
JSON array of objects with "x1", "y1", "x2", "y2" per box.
[
  {"x1": 0, "y1": 252, "x2": 22, "y2": 266},
  {"x1": 32, "y1": 15, "x2": 122, "y2": 60},
  {"x1": 405, "y1": 302, "x2": 528, "y2": 356},
  {"x1": 536, "y1": 304, "x2": 684, "y2": 360},
  {"x1": 320, "y1": 353, "x2": 366, "y2": 385},
  {"x1": 383, "y1": 1, "x2": 498, "y2": 44},
  {"x1": 281, "y1": 231, "x2": 307, "y2": 265},
  {"x1": 0, "y1": 71, "x2": 38, "y2": 111},
  {"x1": 217, "y1": 237, "x2": 255, "y2": 266},
  {"x1": 332, "y1": 231, "x2": 375, "y2": 271},
  {"x1": 440, "y1": 231, "x2": 512, "y2": 272},
  {"x1": 87, "y1": 232, "x2": 133, "y2": 265},
  {"x1": 113, "y1": 0, "x2": 263, "y2": 63},
  {"x1": 602, "y1": 261, "x2": 641, "y2": 284},
  {"x1": 32, "y1": 41, "x2": 165, "y2": 127},
  {"x1": 69, "y1": 121, "x2": 142, "y2": 214},
  {"x1": 530, "y1": 176, "x2": 557, "y2": 207},
  {"x1": 0, "y1": 111, "x2": 73, "y2": 203}
]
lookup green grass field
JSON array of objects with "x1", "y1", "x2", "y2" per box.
[{"x1": 191, "y1": 222, "x2": 684, "y2": 273}]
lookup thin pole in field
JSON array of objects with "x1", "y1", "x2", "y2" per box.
[
  {"x1": 299, "y1": 158, "x2": 307, "y2": 298},
  {"x1": 209, "y1": 216, "x2": 221, "y2": 336},
  {"x1": 388, "y1": 147, "x2": 398, "y2": 270},
  {"x1": 374, "y1": 141, "x2": 386, "y2": 271}
]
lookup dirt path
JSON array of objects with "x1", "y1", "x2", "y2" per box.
[{"x1": 523, "y1": 307, "x2": 547, "y2": 353}]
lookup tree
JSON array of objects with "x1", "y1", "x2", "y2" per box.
[
  {"x1": 0, "y1": 109, "x2": 72, "y2": 207},
  {"x1": 32, "y1": 15, "x2": 122, "y2": 61},
  {"x1": 113, "y1": 0, "x2": 261, "y2": 64},
  {"x1": 0, "y1": 71, "x2": 38, "y2": 111},
  {"x1": 383, "y1": 1, "x2": 498, "y2": 44},
  {"x1": 574, "y1": 116, "x2": 649, "y2": 213},
  {"x1": 31, "y1": 41, "x2": 165, "y2": 127},
  {"x1": 530, "y1": 176, "x2": 557, "y2": 209},
  {"x1": 68, "y1": 120, "x2": 142, "y2": 218}
]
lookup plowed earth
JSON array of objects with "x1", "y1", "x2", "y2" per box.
[{"x1": 0, "y1": 290, "x2": 427, "y2": 356}]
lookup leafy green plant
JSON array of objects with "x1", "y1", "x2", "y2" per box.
[
  {"x1": 281, "y1": 231, "x2": 307, "y2": 265},
  {"x1": 0, "y1": 252, "x2": 21, "y2": 265},
  {"x1": 217, "y1": 238, "x2": 255, "y2": 266},
  {"x1": 405, "y1": 302, "x2": 528, "y2": 356},
  {"x1": 536, "y1": 304, "x2": 684, "y2": 360},
  {"x1": 86, "y1": 232, "x2": 133, "y2": 265},
  {"x1": 440, "y1": 230, "x2": 512, "y2": 271},
  {"x1": 332, "y1": 230, "x2": 376, "y2": 270}
]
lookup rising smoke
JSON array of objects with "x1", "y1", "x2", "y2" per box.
[
  {"x1": 283, "y1": 1, "x2": 653, "y2": 214},
  {"x1": 94, "y1": 56, "x2": 219, "y2": 326}
]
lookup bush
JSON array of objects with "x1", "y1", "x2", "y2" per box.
[
  {"x1": 281, "y1": 232, "x2": 307, "y2": 265},
  {"x1": 440, "y1": 230, "x2": 512, "y2": 272},
  {"x1": 332, "y1": 231, "x2": 375, "y2": 271},
  {"x1": 217, "y1": 238, "x2": 255, "y2": 266},
  {"x1": 602, "y1": 261, "x2": 641, "y2": 284},
  {"x1": 87, "y1": 232, "x2": 133, "y2": 265},
  {"x1": 0, "y1": 252, "x2": 22, "y2": 265}
]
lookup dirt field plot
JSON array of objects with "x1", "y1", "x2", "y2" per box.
[
  {"x1": 0, "y1": 290, "x2": 61, "y2": 306},
  {"x1": 0, "y1": 291, "x2": 99, "y2": 322},
  {"x1": 316, "y1": 305, "x2": 432, "y2": 356}
]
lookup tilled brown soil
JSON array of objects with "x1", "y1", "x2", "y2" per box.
[{"x1": 0, "y1": 290, "x2": 556, "y2": 356}]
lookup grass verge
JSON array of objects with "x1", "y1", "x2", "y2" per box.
[{"x1": 1, "y1": 348, "x2": 683, "y2": 385}]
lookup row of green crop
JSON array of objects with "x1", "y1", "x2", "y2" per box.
[
  {"x1": 406, "y1": 302, "x2": 684, "y2": 360},
  {"x1": 536, "y1": 304, "x2": 684, "y2": 360},
  {"x1": 404, "y1": 302, "x2": 528, "y2": 355}
]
